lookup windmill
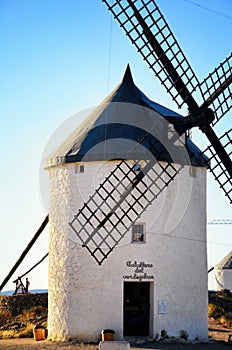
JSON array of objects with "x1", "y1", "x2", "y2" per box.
[
  {"x1": 68, "y1": 0, "x2": 232, "y2": 265},
  {"x1": 45, "y1": 1, "x2": 231, "y2": 341},
  {"x1": 207, "y1": 219, "x2": 232, "y2": 273},
  {"x1": 1, "y1": 1, "x2": 231, "y2": 292}
]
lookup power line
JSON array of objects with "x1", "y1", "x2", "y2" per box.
[
  {"x1": 208, "y1": 219, "x2": 232, "y2": 225},
  {"x1": 182, "y1": 0, "x2": 232, "y2": 20},
  {"x1": 208, "y1": 241, "x2": 232, "y2": 247},
  {"x1": 147, "y1": 231, "x2": 232, "y2": 248}
]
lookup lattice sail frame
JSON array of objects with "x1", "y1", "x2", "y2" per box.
[
  {"x1": 201, "y1": 128, "x2": 232, "y2": 203},
  {"x1": 70, "y1": 0, "x2": 232, "y2": 263},
  {"x1": 70, "y1": 159, "x2": 182, "y2": 264},
  {"x1": 102, "y1": 0, "x2": 232, "y2": 204},
  {"x1": 200, "y1": 53, "x2": 232, "y2": 125},
  {"x1": 102, "y1": 0, "x2": 232, "y2": 122},
  {"x1": 102, "y1": 0, "x2": 200, "y2": 109},
  {"x1": 70, "y1": 115, "x2": 192, "y2": 264}
]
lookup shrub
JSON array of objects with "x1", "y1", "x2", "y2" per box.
[
  {"x1": 180, "y1": 330, "x2": 189, "y2": 340},
  {"x1": 0, "y1": 310, "x2": 12, "y2": 328},
  {"x1": 160, "y1": 329, "x2": 168, "y2": 338},
  {"x1": 208, "y1": 303, "x2": 224, "y2": 319},
  {"x1": 218, "y1": 313, "x2": 232, "y2": 329},
  {"x1": 216, "y1": 289, "x2": 232, "y2": 299},
  {"x1": 0, "y1": 310, "x2": 12, "y2": 318},
  {"x1": 19, "y1": 305, "x2": 47, "y2": 321},
  {"x1": 29, "y1": 305, "x2": 46, "y2": 316},
  {"x1": 225, "y1": 311, "x2": 232, "y2": 320},
  {"x1": 0, "y1": 329, "x2": 15, "y2": 339},
  {"x1": 16, "y1": 324, "x2": 34, "y2": 338}
]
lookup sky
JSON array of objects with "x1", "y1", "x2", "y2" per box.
[{"x1": 0, "y1": 0, "x2": 231, "y2": 292}]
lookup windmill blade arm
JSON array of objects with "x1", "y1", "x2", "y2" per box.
[
  {"x1": 201, "y1": 127, "x2": 232, "y2": 203},
  {"x1": 199, "y1": 53, "x2": 232, "y2": 125},
  {"x1": 202, "y1": 126, "x2": 232, "y2": 177},
  {"x1": 70, "y1": 155, "x2": 183, "y2": 264},
  {"x1": 102, "y1": 0, "x2": 200, "y2": 112},
  {"x1": 0, "y1": 215, "x2": 49, "y2": 292}
]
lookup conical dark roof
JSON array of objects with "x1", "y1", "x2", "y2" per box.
[
  {"x1": 45, "y1": 65, "x2": 208, "y2": 168},
  {"x1": 102, "y1": 64, "x2": 183, "y2": 115}
]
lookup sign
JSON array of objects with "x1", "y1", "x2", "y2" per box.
[
  {"x1": 158, "y1": 300, "x2": 167, "y2": 314},
  {"x1": 123, "y1": 261, "x2": 154, "y2": 281}
]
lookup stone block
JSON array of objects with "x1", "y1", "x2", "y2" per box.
[{"x1": 99, "y1": 341, "x2": 130, "y2": 350}]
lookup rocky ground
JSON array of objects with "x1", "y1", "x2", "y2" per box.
[
  {"x1": 1, "y1": 291, "x2": 232, "y2": 349},
  {"x1": 0, "y1": 318, "x2": 232, "y2": 350}
]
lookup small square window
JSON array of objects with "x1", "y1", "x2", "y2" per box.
[
  {"x1": 189, "y1": 166, "x2": 196, "y2": 177},
  {"x1": 133, "y1": 163, "x2": 141, "y2": 172},
  {"x1": 79, "y1": 165, "x2": 84, "y2": 173},
  {"x1": 132, "y1": 223, "x2": 145, "y2": 243},
  {"x1": 75, "y1": 164, "x2": 85, "y2": 173}
]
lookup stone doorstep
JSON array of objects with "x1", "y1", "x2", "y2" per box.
[{"x1": 99, "y1": 341, "x2": 130, "y2": 350}]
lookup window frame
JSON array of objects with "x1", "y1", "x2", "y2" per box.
[{"x1": 131, "y1": 222, "x2": 146, "y2": 243}]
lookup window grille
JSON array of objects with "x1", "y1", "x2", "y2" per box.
[{"x1": 132, "y1": 223, "x2": 145, "y2": 243}]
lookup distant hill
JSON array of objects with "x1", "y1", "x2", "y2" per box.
[{"x1": 0, "y1": 289, "x2": 48, "y2": 296}]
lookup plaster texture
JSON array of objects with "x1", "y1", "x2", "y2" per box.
[{"x1": 47, "y1": 161, "x2": 208, "y2": 341}]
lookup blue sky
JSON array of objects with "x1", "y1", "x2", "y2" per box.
[{"x1": 0, "y1": 0, "x2": 231, "y2": 292}]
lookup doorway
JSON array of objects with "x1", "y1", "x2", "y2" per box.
[{"x1": 123, "y1": 282, "x2": 150, "y2": 336}]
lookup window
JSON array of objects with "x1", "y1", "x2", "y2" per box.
[
  {"x1": 132, "y1": 223, "x2": 145, "y2": 243},
  {"x1": 75, "y1": 164, "x2": 84, "y2": 173},
  {"x1": 189, "y1": 166, "x2": 196, "y2": 177},
  {"x1": 79, "y1": 165, "x2": 84, "y2": 173},
  {"x1": 133, "y1": 163, "x2": 141, "y2": 172}
]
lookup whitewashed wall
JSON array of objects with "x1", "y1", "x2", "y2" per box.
[
  {"x1": 47, "y1": 161, "x2": 208, "y2": 341},
  {"x1": 214, "y1": 269, "x2": 232, "y2": 291}
]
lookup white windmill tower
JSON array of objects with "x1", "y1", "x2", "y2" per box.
[{"x1": 45, "y1": 65, "x2": 209, "y2": 341}]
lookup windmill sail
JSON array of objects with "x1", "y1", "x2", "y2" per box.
[
  {"x1": 102, "y1": 0, "x2": 232, "y2": 203},
  {"x1": 66, "y1": 66, "x2": 208, "y2": 263},
  {"x1": 199, "y1": 53, "x2": 232, "y2": 126},
  {"x1": 70, "y1": 155, "x2": 183, "y2": 264},
  {"x1": 201, "y1": 128, "x2": 232, "y2": 203},
  {"x1": 102, "y1": 0, "x2": 201, "y2": 111}
]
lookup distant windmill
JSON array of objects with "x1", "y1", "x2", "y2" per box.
[{"x1": 208, "y1": 219, "x2": 232, "y2": 273}]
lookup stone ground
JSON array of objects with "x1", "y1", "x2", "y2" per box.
[{"x1": 1, "y1": 319, "x2": 232, "y2": 350}]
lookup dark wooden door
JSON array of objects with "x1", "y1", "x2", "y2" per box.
[{"x1": 124, "y1": 282, "x2": 150, "y2": 336}]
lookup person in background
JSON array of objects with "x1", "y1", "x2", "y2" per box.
[{"x1": 25, "y1": 277, "x2": 30, "y2": 293}]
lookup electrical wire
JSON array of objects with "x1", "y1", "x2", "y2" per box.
[
  {"x1": 107, "y1": 14, "x2": 113, "y2": 94},
  {"x1": 182, "y1": 0, "x2": 232, "y2": 20}
]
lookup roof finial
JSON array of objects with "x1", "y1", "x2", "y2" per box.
[{"x1": 122, "y1": 64, "x2": 134, "y2": 84}]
